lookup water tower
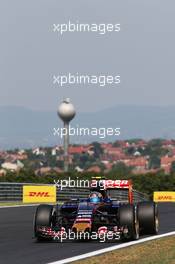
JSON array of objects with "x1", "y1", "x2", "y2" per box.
[{"x1": 57, "y1": 98, "x2": 76, "y2": 172}]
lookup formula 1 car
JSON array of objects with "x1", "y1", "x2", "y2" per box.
[{"x1": 33, "y1": 178, "x2": 159, "y2": 242}]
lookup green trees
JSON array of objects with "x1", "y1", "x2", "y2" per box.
[
  {"x1": 149, "y1": 156, "x2": 161, "y2": 169},
  {"x1": 0, "y1": 166, "x2": 174, "y2": 199},
  {"x1": 110, "y1": 162, "x2": 132, "y2": 178},
  {"x1": 171, "y1": 161, "x2": 175, "y2": 173},
  {"x1": 91, "y1": 142, "x2": 103, "y2": 159}
]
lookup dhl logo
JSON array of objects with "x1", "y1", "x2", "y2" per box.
[
  {"x1": 154, "y1": 192, "x2": 175, "y2": 202},
  {"x1": 23, "y1": 185, "x2": 56, "y2": 203},
  {"x1": 158, "y1": 196, "x2": 173, "y2": 200},
  {"x1": 28, "y1": 191, "x2": 51, "y2": 197}
]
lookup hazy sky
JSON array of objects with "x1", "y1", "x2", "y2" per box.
[{"x1": 0, "y1": 0, "x2": 175, "y2": 112}]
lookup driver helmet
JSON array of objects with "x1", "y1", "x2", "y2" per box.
[{"x1": 89, "y1": 192, "x2": 102, "y2": 203}]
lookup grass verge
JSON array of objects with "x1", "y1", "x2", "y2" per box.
[{"x1": 74, "y1": 235, "x2": 175, "y2": 264}]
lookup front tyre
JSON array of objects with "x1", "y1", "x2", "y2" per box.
[{"x1": 34, "y1": 204, "x2": 54, "y2": 241}]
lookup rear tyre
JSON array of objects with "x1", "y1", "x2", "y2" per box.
[
  {"x1": 119, "y1": 204, "x2": 139, "y2": 240},
  {"x1": 137, "y1": 202, "x2": 159, "y2": 235},
  {"x1": 34, "y1": 204, "x2": 54, "y2": 241}
]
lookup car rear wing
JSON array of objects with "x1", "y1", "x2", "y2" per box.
[{"x1": 91, "y1": 178, "x2": 133, "y2": 204}]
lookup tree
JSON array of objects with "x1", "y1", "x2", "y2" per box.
[
  {"x1": 171, "y1": 161, "x2": 175, "y2": 173},
  {"x1": 110, "y1": 162, "x2": 132, "y2": 177},
  {"x1": 112, "y1": 141, "x2": 120, "y2": 147},
  {"x1": 149, "y1": 156, "x2": 160, "y2": 169},
  {"x1": 125, "y1": 146, "x2": 135, "y2": 155},
  {"x1": 91, "y1": 142, "x2": 103, "y2": 159}
]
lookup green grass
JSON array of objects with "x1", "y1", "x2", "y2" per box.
[{"x1": 74, "y1": 235, "x2": 175, "y2": 264}]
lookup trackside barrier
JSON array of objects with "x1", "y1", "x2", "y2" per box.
[
  {"x1": 0, "y1": 182, "x2": 148, "y2": 203},
  {"x1": 154, "y1": 192, "x2": 175, "y2": 202}
]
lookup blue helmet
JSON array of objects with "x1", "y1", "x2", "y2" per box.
[{"x1": 89, "y1": 192, "x2": 102, "y2": 203}]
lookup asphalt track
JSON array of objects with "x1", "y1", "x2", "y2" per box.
[{"x1": 0, "y1": 203, "x2": 174, "y2": 264}]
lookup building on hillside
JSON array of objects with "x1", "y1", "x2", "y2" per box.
[
  {"x1": 35, "y1": 166, "x2": 63, "y2": 176},
  {"x1": 32, "y1": 148, "x2": 46, "y2": 156},
  {"x1": 1, "y1": 161, "x2": 24, "y2": 172},
  {"x1": 0, "y1": 169, "x2": 7, "y2": 176},
  {"x1": 160, "y1": 155, "x2": 175, "y2": 174},
  {"x1": 122, "y1": 157, "x2": 148, "y2": 171},
  {"x1": 86, "y1": 165, "x2": 101, "y2": 173},
  {"x1": 75, "y1": 166, "x2": 84, "y2": 172}
]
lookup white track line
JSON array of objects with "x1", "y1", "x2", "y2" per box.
[
  {"x1": 0, "y1": 204, "x2": 38, "y2": 209},
  {"x1": 48, "y1": 231, "x2": 175, "y2": 264}
]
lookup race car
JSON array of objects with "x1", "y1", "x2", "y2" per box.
[{"x1": 33, "y1": 178, "x2": 159, "y2": 242}]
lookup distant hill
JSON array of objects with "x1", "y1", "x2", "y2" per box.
[{"x1": 0, "y1": 105, "x2": 175, "y2": 149}]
